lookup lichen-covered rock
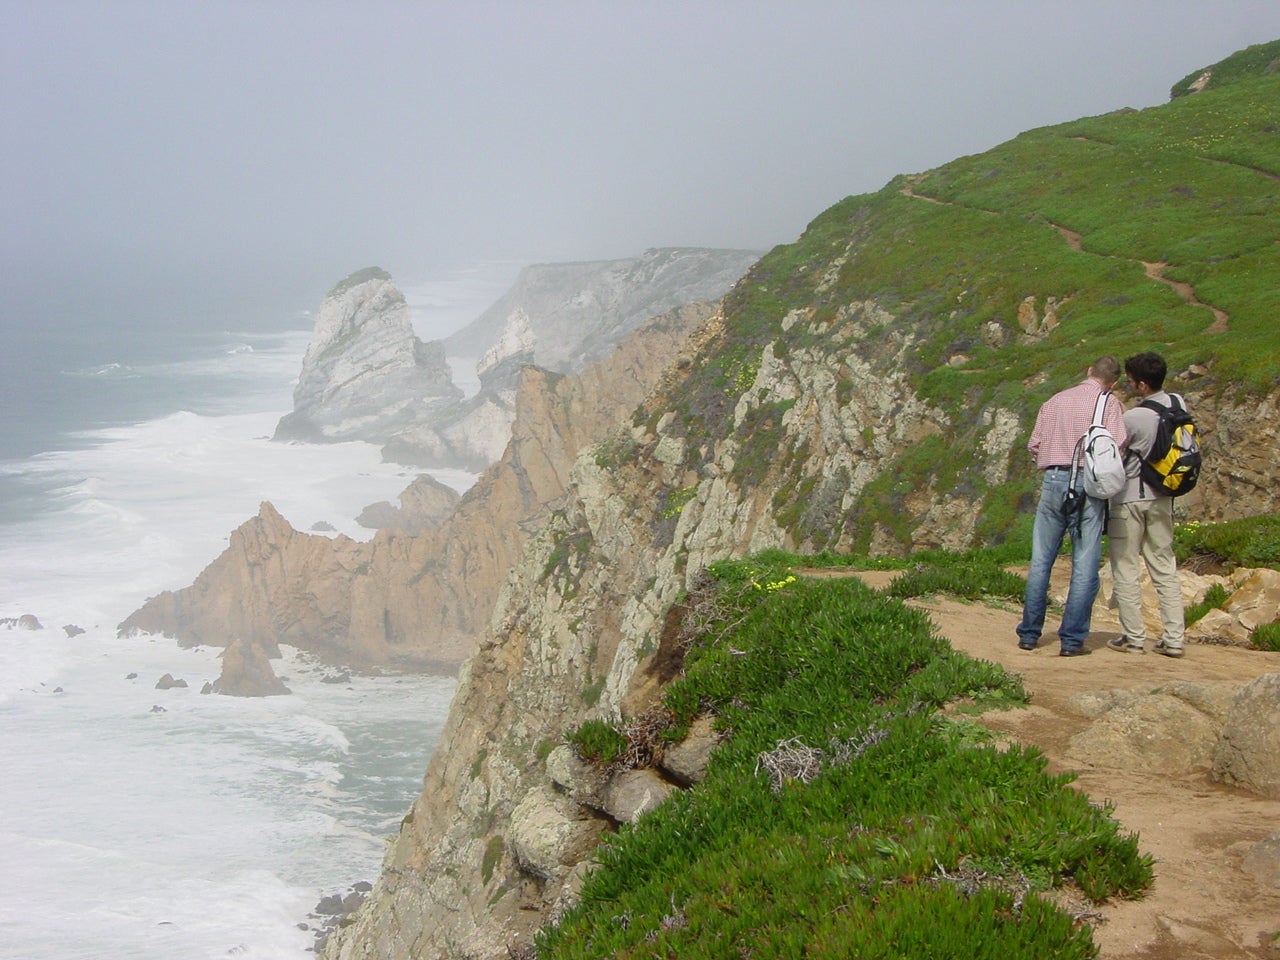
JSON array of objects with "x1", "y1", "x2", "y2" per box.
[
  {"x1": 509, "y1": 787, "x2": 607, "y2": 880},
  {"x1": 545, "y1": 745, "x2": 608, "y2": 808}
]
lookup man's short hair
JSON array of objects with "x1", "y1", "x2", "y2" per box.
[
  {"x1": 1090, "y1": 355, "x2": 1122, "y2": 386},
  {"x1": 1125, "y1": 352, "x2": 1167, "y2": 390}
]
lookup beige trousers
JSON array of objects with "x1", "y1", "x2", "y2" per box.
[{"x1": 1108, "y1": 497, "x2": 1185, "y2": 648}]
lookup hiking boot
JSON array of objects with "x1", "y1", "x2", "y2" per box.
[
  {"x1": 1155, "y1": 641, "x2": 1185, "y2": 659},
  {"x1": 1059, "y1": 647, "x2": 1091, "y2": 657},
  {"x1": 1017, "y1": 640, "x2": 1038, "y2": 651},
  {"x1": 1107, "y1": 637, "x2": 1145, "y2": 654}
]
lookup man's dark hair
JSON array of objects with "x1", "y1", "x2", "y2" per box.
[{"x1": 1125, "y1": 351, "x2": 1167, "y2": 390}]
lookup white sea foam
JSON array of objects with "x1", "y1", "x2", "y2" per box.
[{"x1": 0, "y1": 282, "x2": 489, "y2": 959}]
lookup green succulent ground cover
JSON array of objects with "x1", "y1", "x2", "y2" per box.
[
  {"x1": 543, "y1": 554, "x2": 1152, "y2": 958},
  {"x1": 1175, "y1": 512, "x2": 1280, "y2": 570}
]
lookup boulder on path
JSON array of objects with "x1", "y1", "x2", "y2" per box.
[
  {"x1": 1066, "y1": 684, "x2": 1230, "y2": 774},
  {"x1": 1213, "y1": 673, "x2": 1280, "y2": 798}
]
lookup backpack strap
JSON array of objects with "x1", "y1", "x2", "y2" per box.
[{"x1": 1091, "y1": 390, "x2": 1110, "y2": 427}]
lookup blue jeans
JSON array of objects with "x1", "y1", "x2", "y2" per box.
[{"x1": 1016, "y1": 468, "x2": 1106, "y2": 652}]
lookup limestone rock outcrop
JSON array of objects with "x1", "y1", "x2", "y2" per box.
[
  {"x1": 273, "y1": 267, "x2": 461, "y2": 448},
  {"x1": 211, "y1": 637, "x2": 291, "y2": 697}
]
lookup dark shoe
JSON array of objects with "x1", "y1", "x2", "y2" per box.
[
  {"x1": 1017, "y1": 641, "x2": 1038, "y2": 651},
  {"x1": 1059, "y1": 647, "x2": 1092, "y2": 657},
  {"x1": 1155, "y1": 641, "x2": 1185, "y2": 659},
  {"x1": 1106, "y1": 637, "x2": 1145, "y2": 654}
]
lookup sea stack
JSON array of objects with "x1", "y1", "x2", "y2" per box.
[{"x1": 274, "y1": 267, "x2": 462, "y2": 445}]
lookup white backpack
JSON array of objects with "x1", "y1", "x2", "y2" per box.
[{"x1": 1073, "y1": 391, "x2": 1126, "y2": 500}]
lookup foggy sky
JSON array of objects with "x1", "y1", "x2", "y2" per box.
[{"x1": 3, "y1": 0, "x2": 1280, "y2": 328}]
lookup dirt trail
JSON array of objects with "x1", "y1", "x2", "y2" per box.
[
  {"x1": 812, "y1": 566, "x2": 1280, "y2": 959},
  {"x1": 898, "y1": 183, "x2": 1232, "y2": 335},
  {"x1": 1142, "y1": 260, "x2": 1231, "y2": 333}
]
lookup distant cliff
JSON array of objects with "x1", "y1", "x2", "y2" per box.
[
  {"x1": 275, "y1": 251, "x2": 760, "y2": 471},
  {"x1": 391, "y1": 248, "x2": 761, "y2": 468},
  {"x1": 119, "y1": 302, "x2": 719, "y2": 667}
]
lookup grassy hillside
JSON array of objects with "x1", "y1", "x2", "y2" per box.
[{"x1": 653, "y1": 39, "x2": 1279, "y2": 554}]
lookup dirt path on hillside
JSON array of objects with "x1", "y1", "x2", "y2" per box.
[
  {"x1": 898, "y1": 181, "x2": 1232, "y2": 336},
  {"x1": 806, "y1": 566, "x2": 1280, "y2": 959},
  {"x1": 1141, "y1": 260, "x2": 1231, "y2": 333}
]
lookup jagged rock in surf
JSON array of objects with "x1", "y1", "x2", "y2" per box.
[
  {"x1": 211, "y1": 637, "x2": 291, "y2": 697},
  {"x1": 119, "y1": 302, "x2": 718, "y2": 670},
  {"x1": 2, "y1": 614, "x2": 43, "y2": 630},
  {"x1": 356, "y1": 474, "x2": 460, "y2": 534},
  {"x1": 273, "y1": 267, "x2": 461, "y2": 446}
]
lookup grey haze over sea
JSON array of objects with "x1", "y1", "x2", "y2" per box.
[{"x1": 0, "y1": 264, "x2": 517, "y2": 959}]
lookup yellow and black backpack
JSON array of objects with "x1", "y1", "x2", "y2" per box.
[{"x1": 1138, "y1": 395, "x2": 1201, "y2": 497}]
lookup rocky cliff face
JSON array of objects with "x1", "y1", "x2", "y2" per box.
[
  {"x1": 449, "y1": 248, "x2": 761, "y2": 375},
  {"x1": 118, "y1": 302, "x2": 719, "y2": 668},
  {"x1": 321, "y1": 283, "x2": 1280, "y2": 957},
  {"x1": 277, "y1": 252, "x2": 759, "y2": 471},
  {"x1": 274, "y1": 267, "x2": 462, "y2": 446},
  {"x1": 407, "y1": 248, "x2": 761, "y2": 468}
]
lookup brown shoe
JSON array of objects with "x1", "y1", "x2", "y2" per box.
[{"x1": 1107, "y1": 637, "x2": 1144, "y2": 654}]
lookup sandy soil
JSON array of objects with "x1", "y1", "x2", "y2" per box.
[{"x1": 831, "y1": 566, "x2": 1280, "y2": 959}]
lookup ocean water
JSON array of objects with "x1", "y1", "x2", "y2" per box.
[{"x1": 0, "y1": 265, "x2": 517, "y2": 959}]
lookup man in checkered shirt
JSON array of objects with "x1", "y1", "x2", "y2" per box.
[{"x1": 1016, "y1": 356, "x2": 1127, "y2": 656}]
